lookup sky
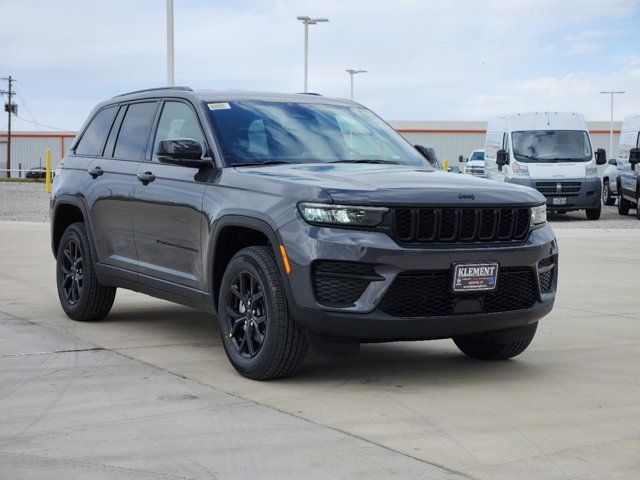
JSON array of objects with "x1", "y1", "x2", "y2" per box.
[{"x1": 1, "y1": 0, "x2": 639, "y2": 131}]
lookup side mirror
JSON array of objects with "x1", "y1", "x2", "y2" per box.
[
  {"x1": 157, "y1": 138, "x2": 210, "y2": 168},
  {"x1": 414, "y1": 144, "x2": 440, "y2": 169},
  {"x1": 496, "y1": 149, "x2": 509, "y2": 171},
  {"x1": 595, "y1": 148, "x2": 607, "y2": 165},
  {"x1": 608, "y1": 158, "x2": 617, "y2": 166},
  {"x1": 458, "y1": 155, "x2": 468, "y2": 163},
  {"x1": 629, "y1": 147, "x2": 640, "y2": 170}
]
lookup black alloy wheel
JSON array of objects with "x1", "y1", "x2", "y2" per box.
[
  {"x1": 224, "y1": 270, "x2": 267, "y2": 358},
  {"x1": 60, "y1": 238, "x2": 84, "y2": 305}
]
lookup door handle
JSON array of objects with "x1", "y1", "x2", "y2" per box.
[
  {"x1": 137, "y1": 171, "x2": 155, "y2": 185},
  {"x1": 88, "y1": 166, "x2": 103, "y2": 179}
]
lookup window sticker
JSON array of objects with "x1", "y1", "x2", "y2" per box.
[{"x1": 207, "y1": 102, "x2": 231, "y2": 110}]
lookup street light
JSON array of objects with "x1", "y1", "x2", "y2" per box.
[
  {"x1": 345, "y1": 69, "x2": 367, "y2": 100},
  {"x1": 296, "y1": 16, "x2": 329, "y2": 92},
  {"x1": 599, "y1": 91, "x2": 625, "y2": 157},
  {"x1": 167, "y1": 0, "x2": 174, "y2": 86}
]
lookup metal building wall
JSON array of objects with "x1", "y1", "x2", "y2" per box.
[
  {"x1": 0, "y1": 133, "x2": 75, "y2": 177},
  {"x1": 397, "y1": 131, "x2": 485, "y2": 165}
]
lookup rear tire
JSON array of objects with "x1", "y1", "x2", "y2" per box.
[
  {"x1": 56, "y1": 222, "x2": 116, "y2": 321},
  {"x1": 586, "y1": 206, "x2": 601, "y2": 220},
  {"x1": 618, "y1": 193, "x2": 631, "y2": 215},
  {"x1": 218, "y1": 246, "x2": 308, "y2": 380},
  {"x1": 602, "y1": 180, "x2": 616, "y2": 206},
  {"x1": 453, "y1": 323, "x2": 537, "y2": 360}
]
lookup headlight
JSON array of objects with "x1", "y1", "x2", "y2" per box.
[
  {"x1": 511, "y1": 161, "x2": 529, "y2": 177},
  {"x1": 585, "y1": 164, "x2": 598, "y2": 177},
  {"x1": 531, "y1": 205, "x2": 547, "y2": 226},
  {"x1": 298, "y1": 203, "x2": 388, "y2": 227}
]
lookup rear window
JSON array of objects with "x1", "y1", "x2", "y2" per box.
[
  {"x1": 75, "y1": 106, "x2": 118, "y2": 156},
  {"x1": 113, "y1": 102, "x2": 157, "y2": 160}
]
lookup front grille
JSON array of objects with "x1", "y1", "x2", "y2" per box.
[
  {"x1": 378, "y1": 267, "x2": 538, "y2": 317},
  {"x1": 391, "y1": 207, "x2": 530, "y2": 244},
  {"x1": 535, "y1": 181, "x2": 582, "y2": 197},
  {"x1": 538, "y1": 256, "x2": 556, "y2": 293},
  {"x1": 466, "y1": 167, "x2": 485, "y2": 176},
  {"x1": 312, "y1": 261, "x2": 381, "y2": 304}
]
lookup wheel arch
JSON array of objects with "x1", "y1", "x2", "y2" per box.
[
  {"x1": 208, "y1": 216, "x2": 292, "y2": 312},
  {"x1": 51, "y1": 196, "x2": 94, "y2": 259}
]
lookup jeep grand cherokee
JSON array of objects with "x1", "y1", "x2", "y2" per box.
[{"x1": 51, "y1": 88, "x2": 557, "y2": 379}]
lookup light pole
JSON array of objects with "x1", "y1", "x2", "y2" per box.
[
  {"x1": 167, "y1": 0, "x2": 174, "y2": 86},
  {"x1": 296, "y1": 16, "x2": 329, "y2": 92},
  {"x1": 345, "y1": 69, "x2": 366, "y2": 100},
  {"x1": 599, "y1": 91, "x2": 625, "y2": 157}
]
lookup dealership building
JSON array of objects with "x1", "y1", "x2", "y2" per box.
[{"x1": 0, "y1": 120, "x2": 622, "y2": 177}]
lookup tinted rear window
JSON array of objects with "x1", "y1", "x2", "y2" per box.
[
  {"x1": 75, "y1": 106, "x2": 118, "y2": 156},
  {"x1": 113, "y1": 102, "x2": 157, "y2": 160}
]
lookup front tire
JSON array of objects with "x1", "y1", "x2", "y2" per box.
[
  {"x1": 453, "y1": 323, "x2": 537, "y2": 360},
  {"x1": 602, "y1": 180, "x2": 616, "y2": 206},
  {"x1": 586, "y1": 206, "x2": 601, "y2": 220},
  {"x1": 218, "y1": 246, "x2": 308, "y2": 380},
  {"x1": 56, "y1": 222, "x2": 116, "y2": 321},
  {"x1": 618, "y1": 193, "x2": 631, "y2": 215}
]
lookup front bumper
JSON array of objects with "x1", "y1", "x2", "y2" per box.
[
  {"x1": 508, "y1": 177, "x2": 601, "y2": 211},
  {"x1": 278, "y1": 218, "x2": 558, "y2": 341}
]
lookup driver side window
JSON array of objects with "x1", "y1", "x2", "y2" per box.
[{"x1": 152, "y1": 101, "x2": 206, "y2": 161}]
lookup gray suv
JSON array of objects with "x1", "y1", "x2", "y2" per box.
[{"x1": 51, "y1": 88, "x2": 557, "y2": 379}]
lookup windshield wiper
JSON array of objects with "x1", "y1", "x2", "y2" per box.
[
  {"x1": 231, "y1": 160, "x2": 295, "y2": 167},
  {"x1": 330, "y1": 159, "x2": 399, "y2": 164}
]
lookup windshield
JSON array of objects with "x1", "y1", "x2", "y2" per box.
[
  {"x1": 206, "y1": 100, "x2": 430, "y2": 167},
  {"x1": 512, "y1": 130, "x2": 592, "y2": 162},
  {"x1": 470, "y1": 151, "x2": 484, "y2": 161}
]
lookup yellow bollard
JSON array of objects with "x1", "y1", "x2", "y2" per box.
[
  {"x1": 442, "y1": 158, "x2": 449, "y2": 172},
  {"x1": 45, "y1": 148, "x2": 52, "y2": 193}
]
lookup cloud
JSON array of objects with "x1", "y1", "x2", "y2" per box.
[{"x1": 1, "y1": 0, "x2": 639, "y2": 129}]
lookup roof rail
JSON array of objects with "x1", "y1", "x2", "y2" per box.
[
  {"x1": 296, "y1": 92, "x2": 322, "y2": 96},
  {"x1": 113, "y1": 86, "x2": 193, "y2": 98}
]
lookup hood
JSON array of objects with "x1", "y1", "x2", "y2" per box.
[
  {"x1": 465, "y1": 160, "x2": 485, "y2": 168},
  {"x1": 525, "y1": 162, "x2": 589, "y2": 180},
  {"x1": 235, "y1": 163, "x2": 545, "y2": 206}
]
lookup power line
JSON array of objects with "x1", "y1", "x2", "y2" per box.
[
  {"x1": 15, "y1": 116, "x2": 72, "y2": 132},
  {"x1": 15, "y1": 93, "x2": 42, "y2": 131}
]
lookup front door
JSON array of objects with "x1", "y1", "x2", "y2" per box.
[{"x1": 132, "y1": 100, "x2": 212, "y2": 297}]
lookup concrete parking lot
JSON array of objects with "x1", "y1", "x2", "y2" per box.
[{"x1": 1, "y1": 197, "x2": 639, "y2": 479}]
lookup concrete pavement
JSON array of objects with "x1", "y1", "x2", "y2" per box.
[{"x1": 1, "y1": 222, "x2": 639, "y2": 479}]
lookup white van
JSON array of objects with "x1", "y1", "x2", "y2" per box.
[
  {"x1": 484, "y1": 112, "x2": 606, "y2": 219},
  {"x1": 616, "y1": 114, "x2": 640, "y2": 219}
]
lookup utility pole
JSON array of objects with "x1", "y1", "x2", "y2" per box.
[
  {"x1": 599, "y1": 91, "x2": 625, "y2": 157},
  {"x1": 1, "y1": 76, "x2": 17, "y2": 178},
  {"x1": 345, "y1": 69, "x2": 366, "y2": 100},
  {"x1": 296, "y1": 16, "x2": 329, "y2": 92}
]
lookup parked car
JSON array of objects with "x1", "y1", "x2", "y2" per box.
[
  {"x1": 484, "y1": 112, "x2": 606, "y2": 220},
  {"x1": 51, "y1": 87, "x2": 557, "y2": 379},
  {"x1": 602, "y1": 157, "x2": 622, "y2": 206},
  {"x1": 616, "y1": 114, "x2": 640, "y2": 219},
  {"x1": 25, "y1": 167, "x2": 47, "y2": 179},
  {"x1": 461, "y1": 149, "x2": 486, "y2": 177},
  {"x1": 447, "y1": 165, "x2": 461, "y2": 173}
]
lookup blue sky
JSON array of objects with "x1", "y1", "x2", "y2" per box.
[{"x1": 1, "y1": 0, "x2": 639, "y2": 131}]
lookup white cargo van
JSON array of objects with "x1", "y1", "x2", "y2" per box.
[
  {"x1": 616, "y1": 114, "x2": 640, "y2": 219},
  {"x1": 484, "y1": 112, "x2": 606, "y2": 219}
]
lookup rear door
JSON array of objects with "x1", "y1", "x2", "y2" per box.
[
  {"x1": 87, "y1": 101, "x2": 158, "y2": 274},
  {"x1": 132, "y1": 99, "x2": 212, "y2": 297},
  {"x1": 77, "y1": 105, "x2": 135, "y2": 273}
]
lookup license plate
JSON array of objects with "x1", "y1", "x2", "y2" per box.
[
  {"x1": 452, "y1": 263, "x2": 499, "y2": 292},
  {"x1": 552, "y1": 197, "x2": 567, "y2": 205}
]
